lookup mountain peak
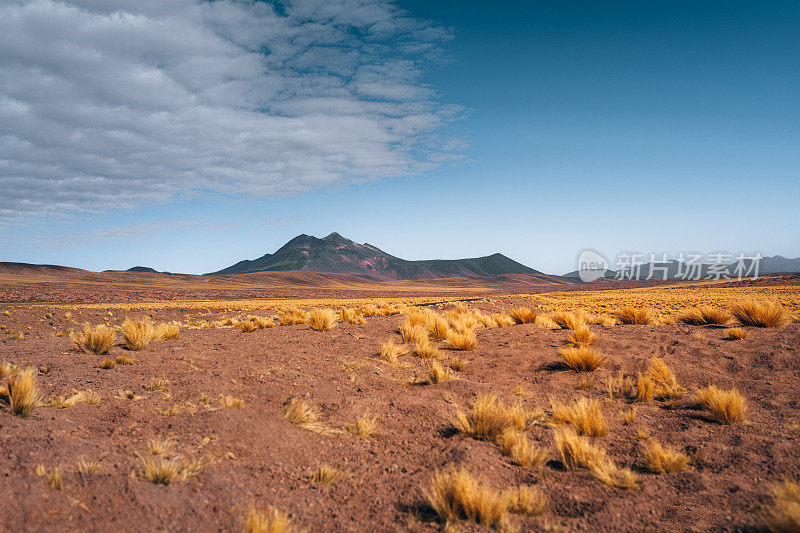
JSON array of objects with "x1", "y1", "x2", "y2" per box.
[{"x1": 323, "y1": 232, "x2": 347, "y2": 242}]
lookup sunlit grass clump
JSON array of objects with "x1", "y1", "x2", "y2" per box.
[
  {"x1": 72, "y1": 324, "x2": 116, "y2": 354},
  {"x1": 696, "y1": 385, "x2": 747, "y2": 424},
  {"x1": 615, "y1": 307, "x2": 654, "y2": 325},
  {"x1": 558, "y1": 346, "x2": 605, "y2": 372},
  {"x1": 308, "y1": 308, "x2": 337, "y2": 332},
  {"x1": 732, "y1": 298, "x2": 791, "y2": 328}
]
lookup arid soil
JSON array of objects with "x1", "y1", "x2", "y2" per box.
[{"x1": 1, "y1": 293, "x2": 799, "y2": 532}]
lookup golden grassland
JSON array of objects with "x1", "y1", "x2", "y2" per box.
[{"x1": 526, "y1": 283, "x2": 800, "y2": 318}]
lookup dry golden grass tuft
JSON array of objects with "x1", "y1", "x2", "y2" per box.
[
  {"x1": 497, "y1": 428, "x2": 549, "y2": 469},
  {"x1": 429, "y1": 315, "x2": 451, "y2": 341},
  {"x1": 47, "y1": 468, "x2": 63, "y2": 490},
  {"x1": 453, "y1": 394, "x2": 537, "y2": 442},
  {"x1": 308, "y1": 308, "x2": 337, "y2": 332},
  {"x1": 615, "y1": 306, "x2": 654, "y2": 325},
  {"x1": 567, "y1": 325, "x2": 597, "y2": 346},
  {"x1": 763, "y1": 478, "x2": 800, "y2": 532},
  {"x1": 378, "y1": 339, "x2": 408, "y2": 364},
  {"x1": 554, "y1": 427, "x2": 638, "y2": 489},
  {"x1": 156, "y1": 322, "x2": 181, "y2": 340},
  {"x1": 77, "y1": 457, "x2": 101, "y2": 475},
  {"x1": 696, "y1": 385, "x2": 747, "y2": 424},
  {"x1": 491, "y1": 313, "x2": 516, "y2": 327},
  {"x1": 277, "y1": 307, "x2": 309, "y2": 326},
  {"x1": 238, "y1": 315, "x2": 274, "y2": 332},
  {"x1": 679, "y1": 305, "x2": 733, "y2": 326},
  {"x1": 72, "y1": 324, "x2": 116, "y2": 354},
  {"x1": 399, "y1": 322, "x2": 429, "y2": 345},
  {"x1": 309, "y1": 464, "x2": 345, "y2": 486},
  {"x1": 642, "y1": 439, "x2": 689, "y2": 473},
  {"x1": 622, "y1": 407, "x2": 637, "y2": 425},
  {"x1": 244, "y1": 507, "x2": 304, "y2": 533},
  {"x1": 589, "y1": 314, "x2": 618, "y2": 327},
  {"x1": 121, "y1": 317, "x2": 157, "y2": 350},
  {"x1": 144, "y1": 378, "x2": 170, "y2": 392},
  {"x1": 646, "y1": 357, "x2": 685, "y2": 400},
  {"x1": 283, "y1": 397, "x2": 332, "y2": 435},
  {"x1": 449, "y1": 356, "x2": 466, "y2": 372},
  {"x1": 732, "y1": 298, "x2": 791, "y2": 328},
  {"x1": 446, "y1": 329, "x2": 478, "y2": 351},
  {"x1": 558, "y1": 346, "x2": 606, "y2": 372},
  {"x1": 413, "y1": 340, "x2": 441, "y2": 359},
  {"x1": 425, "y1": 465, "x2": 510, "y2": 529},
  {"x1": 115, "y1": 355, "x2": 135, "y2": 365},
  {"x1": 219, "y1": 395, "x2": 244, "y2": 409},
  {"x1": 551, "y1": 397, "x2": 608, "y2": 437},
  {"x1": 634, "y1": 373, "x2": 655, "y2": 403},
  {"x1": 8, "y1": 368, "x2": 41, "y2": 418},
  {"x1": 504, "y1": 485, "x2": 548, "y2": 517},
  {"x1": 98, "y1": 357, "x2": 116, "y2": 369},
  {"x1": 427, "y1": 360, "x2": 452, "y2": 384},
  {"x1": 550, "y1": 311, "x2": 584, "y2": 330},
  {"x1": 726, "y1": 327, "x2": 749, "y2": 340},
  {"x1": 138, "y1": 455, "x2": 182, "y2": 485},
  {"x1": 52, "y1": 389, "x2": 101, "y2": 408},
  {"x1": 509, "y1": 307, "x2": 537, "y2": 324},
  {"x1": 147, "y1": 438, "x2": 172, "y2": 456},
  {"x1": 345, "y1": 413, "x2": 377, "y2": 438},
  {"x1": 339, "y1": 308, "x2": 366, "y2": 325}
]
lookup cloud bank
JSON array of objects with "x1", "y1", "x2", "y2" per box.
[{"x1": 0, "y1": 0, "x2": 462, "y2": 218}]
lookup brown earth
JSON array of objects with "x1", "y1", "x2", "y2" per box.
[{"x1": 1, "y1": 291, "x2": 799, "y2": 532}]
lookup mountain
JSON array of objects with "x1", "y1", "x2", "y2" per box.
[
  {"x1": 563, "y1": 255, "x2": 800, "y2": 281},
  {"x1": 208, "y1": 232, "x2": 542, "y2": 280}
]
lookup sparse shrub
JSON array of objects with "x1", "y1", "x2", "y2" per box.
[
  {"x1": 550, "y1": 311, "x2": 584, "y2": 330},
  {"x1": 8, "y1": 368, "x2": 40, "y2": 418},
  {"x1": 144, "y1": 378, "x2": 170, "y2": 392},
  {"x1": 446, "y1": 329, "x2": 477, "y2": 351},
  {"x1": 309, "y1": 464, "x2": 344, "y2": 486},
  {"x1": 425, "y1": 465, "x2": 510, "y2": 529},
  {"x1": 558, "y1": 346, "x2": 606, "y2": 372},
  {"x1": 47, "y1": 468, "x2": 63, "y2": 490},
  {"x1": 116, "y1": 355, "x2": 135, "y2": 365},
  {"x1": 308, "y1": 308, "x2": 337, "y2": 332},
  {"x1": 622, "y1": 407, "x2": 637, "y2": 425},
  {"x1": 428, "y1": 315, "x2": 451, "y2": 341},
  {"x1": 642, "y1": 439, "x2": 689, "y2": 473},
  {"x1": 98, "y1": 358, "x2": 116, "y2": 369},
  {"x1": 378, "y1": 340, "x2": 408, "y2": 364},
  {"x1": 510, "y1": 307, "x2": 537, "y2": 324},
  {"x1": 72, "y1": 324, "x2": 116, "y2": 354},
  {"x1": 589, "y1": 314, "x2": 617, "y2": 327},
  {"x1": 679, "y1": 305, "x2": 733, "y2": 326},
  {"x1": 726, "y1": 327, "x2": 749, "y2": 340},
  {"x1": 551, "y1": 397, "x2": 608, "y2": 437},
  {"x1": 732, "y1": 298, "x2": 791, "y2": 328},
  {"x1": 568, "y1": 325, "x2": 597, "y2": 346},
  {"x1": 121, "y1": 317, "x2": 157, "y2": 350},
  {"x1": 427, "y1": 360, "x2": 452, "y2": 384},
  {"x1": 244, "y1": 507, "x2": 302, "y2": 533},
  {"x1": 763, "y1": 478, "x2": 800, "y2": 532},
  {"x1": 52, "y1": 389, "x2": 101, "y2": 408},
  {"x1": 238, "y1": 319, "x2": 259, "y2": 332},
  {"x1": 696, "y1": 385, "x2": 747, "y2": 424},
  {"x1": 616, "y1": 307, "x2": 654, "y2": 325},
  {"x1": 345, "y1": 413, "x2": 377, "y2": 438}
]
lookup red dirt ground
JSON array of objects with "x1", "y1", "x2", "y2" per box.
[{"x1": 1, "y1": 293, "x2": 799, "y2": 532}]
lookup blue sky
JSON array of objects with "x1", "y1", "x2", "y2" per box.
[{"x1": 1, "y1": 0, "x2": 798, "y2": 275}]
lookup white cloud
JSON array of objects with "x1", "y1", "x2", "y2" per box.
[{"x1": 0, "y1": 0, "x2": 462, "y2": 219}]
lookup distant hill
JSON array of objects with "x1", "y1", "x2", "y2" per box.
[
  {"x1": 208, "y1": 232, "x2": 542, "y2": 280},
  {"x1": 563, "y1": 255, "x2": 800, "y2": 281}
]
